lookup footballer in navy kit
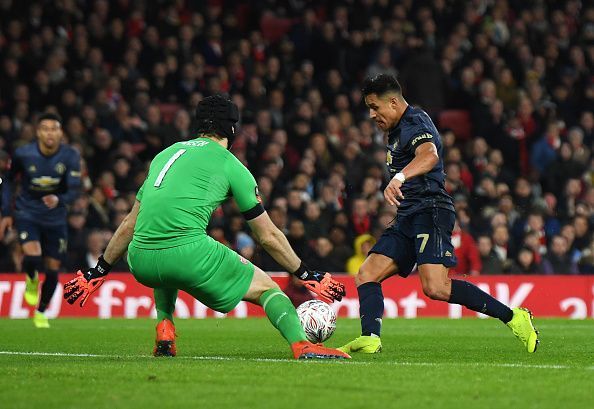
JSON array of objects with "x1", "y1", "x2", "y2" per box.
[
  {"x1": 338, "y1": 74, "x2": 539, "y2": 355},
  {"x1": 0, "y1": 113, "x2": 81, "y2": 327}
]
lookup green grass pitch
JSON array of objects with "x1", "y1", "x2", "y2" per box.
[{"x1": 0, "y1": 318, "x2": 592, "y2": 409}]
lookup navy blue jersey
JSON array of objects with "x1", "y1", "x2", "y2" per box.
[
  {"x1": 2, "y1": 142, "x2": 81, "y2": 224},
  {"x1": 386, "y1": 105, "x2": 454, "y2": 217}
]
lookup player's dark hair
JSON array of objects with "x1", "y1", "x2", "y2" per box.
[
  {"x1": 37, "y1": 112, "x2": 62, "y2": 124},
  {"x1": 194, "y1": 94, "x2": 239, "y2": 149},
  {"x1": 361, "y1": 74, "x2": 402, "y2": 97}
]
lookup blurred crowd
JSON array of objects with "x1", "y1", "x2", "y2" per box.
[{"x1": 0, "y1": 0, "x2": 593, "y2": 275}]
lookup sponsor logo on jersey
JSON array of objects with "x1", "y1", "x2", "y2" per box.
[
  {"x1": 55, "y1": 162, "x2": 66, "y2": 174},
  {"x1": 31, "y1": 176, "x2": 61, "y2": 188},
  {"x1": 411, "y1": 133, "x2": 433, "y2": 146},
  {"x1": 445, "y1": 250, "x2": 452, "y2": 257},
  {"x1": 19, "y1": 231, "x2": 28, "y2": 241},
  {"x1": 28, "y1": 165, "x2": 37, "y2": 173},
  {"x1": 239, "y1": 255, "x2": 248, "y2": 265},
  {"x1": 255, "y1": 186, "x2": 262, "y2": 203},
  {"x1": 181, "y1": 140, "x2": 209, "y2": 147}
]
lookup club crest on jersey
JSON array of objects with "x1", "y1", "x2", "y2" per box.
[{"x1": 55, "y1": 162, "x2": 66, "y2": 174}]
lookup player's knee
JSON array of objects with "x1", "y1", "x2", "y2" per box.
[
  {"x1": 246, "y1": 268, "x2": 280, "y2": 302},
  {"x1": 355, "y1": 265, "x2": 381, "y2": 286},
  {"x1": 422, "y1": 282, "x2": 449, "y2": 301},
  {"x1": 261, "y1": 279, "x2": 280, "y2": 293}
]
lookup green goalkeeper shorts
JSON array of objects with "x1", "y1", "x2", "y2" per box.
[{"x1": 127, "y1": 237, "x2": 255, "y2": 313}]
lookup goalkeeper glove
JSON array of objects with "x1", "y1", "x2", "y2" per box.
[
  {"x1": 293, "y1": 262, "x2": 346, "y2": 303},
  {"x1": 64, "y1": 255, "x2": 111, "y2": 307}
]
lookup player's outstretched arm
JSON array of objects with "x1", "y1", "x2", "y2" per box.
[
  {"x1": 385, "y1": 142, "x2": 439, "y2": 206},
  {"x1": 247, "y1": 212, "x2": 345, "y2": 303},
  {"x1": 64, "y1": 200, "x2": 140, "y2": 307},
  {"x1": 248, "y1": 211, "x2": 301, "y2": 272},
  {"x1": 102, "y1": 199, "x2": 140, "y2": 266}
]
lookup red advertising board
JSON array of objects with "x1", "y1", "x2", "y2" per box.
[{"x1": 1, "y1": 273, "x2": 593, "y2": 319}]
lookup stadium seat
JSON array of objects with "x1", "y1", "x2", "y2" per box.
[
  {"x1": 260, "y1": 13, "x2": 295, "y2": 43},
  {"x1": 438, "y1": 110, "x2": 472, "y2": 141},
  {"x1": 131, "y1": 143, "x2": 146, "y2": 154},
  {"x1": 158, "y1": 103, "x2": 182, "y2": 124}
]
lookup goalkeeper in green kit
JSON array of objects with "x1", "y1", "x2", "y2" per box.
[{"x1": 64, "y1": 95, "x2": 349, "y2": 360}]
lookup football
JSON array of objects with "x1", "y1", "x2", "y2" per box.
[{"x1": 296, "y1": 300, "x2": 337, "y2": 343}]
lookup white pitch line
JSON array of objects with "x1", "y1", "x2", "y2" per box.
[{"x1": 0, "y1": 351, "x2": 585, "y2": 370}]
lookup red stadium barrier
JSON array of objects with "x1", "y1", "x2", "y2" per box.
[{"x1": 0, "y1": 273, "x2": 592, "y2": 319}]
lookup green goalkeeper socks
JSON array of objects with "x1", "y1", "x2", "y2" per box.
[
  {"x1": 154, "y1": 288, "x2": 178, "y2": 322},
  {"x1": 260, "y1": 288, "x2": 307, "y2": 344}
]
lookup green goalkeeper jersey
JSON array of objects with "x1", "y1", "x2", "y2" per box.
[{"x1": 131, "y1": 138, "x2": 261, "y2": 249}]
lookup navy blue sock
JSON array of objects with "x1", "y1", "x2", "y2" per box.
[
  {"x1": 449, "y1": 279, "x2": 513, "y2": 323},
  {"x1": 38, "y1": 269, "x2": 59, "y2": 313},
  {"x1": 23, "y1": 255, "x2": 42, "y2": 279},
  {"x1": 358, "y1": 282, "x2": 384, "y2": 336}
]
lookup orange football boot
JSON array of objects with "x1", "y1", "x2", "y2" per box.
[
  {"x1": 153, "y1": 319, "x2": 177, "y2": 357},
  {"x1": 291, "y1": 340, "x2": 351, "y2": 360}
]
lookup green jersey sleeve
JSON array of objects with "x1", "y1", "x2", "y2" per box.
[
  {"x1": 136, "y1": 179, "x2": 145, "y2": 202},
  {"x1": 224, "y1": 155, "x2": 264, "y2": 219}
]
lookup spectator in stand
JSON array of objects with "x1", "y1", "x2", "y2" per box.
[
  {"x1": 0, "y1": 1, "x2": 592, "y2": 275},
  {"x1": 567, "y1": 127, "x2": 590, "y2": 167},
  {"x1": 346, "y1": 233, "x2": 376, "y2": 276},
  {"x1": 328, "y1": 225, "x2": 353, "y2": 270},
  {"x1": 286, "y1": 219, "x2": 312, "y2": 262},
  {"x1": 492, "y1": 225, "x2": 514, "y2": 272},
  {"x1": 510, "y1": 247, "x2": 542, "y2": 274},
  {"x1": 445, "y1": 162, "x2": 470, "y2": 198},
  {"x1": 514, "y1": 211, "x2": 548, "y2": 256},
  {"x1": 235, "y1": 232, "x2": 256, "y2": 262},
  {"x1": 451, "y1": 220, "x2": 481, "y2": 276},
  {"x1": 71, "y1": 229, "x2": 106, "y2": 271},
  {"x1": 541, "y1": 235, "x2": 579, "y2": 275},
  {"x1": 522, "y1": 229, "x2": 546, "y2": 265},
  {"x1": 477, "y1": 235, "x2": 505, "y2": 274},
  {"x1": 304, "y1": 236, "x2": 342, "y2": 273},
  {"x1": 303, "y1": 201, "x2": 328, "y2": 240},
  {"x1": 578, "y1": 239, "x2": 594, "y2": 274},
  {"x1": 497, "y1": 194, "x2": 520, "y2": 231},
  {"x1": 572, "y1": 215, "x2": 592, "y2": 252},
  {"x1": 559, "y1": 178, "x2": 584, "y2": 221},
  {"x1": 530, "y1": 121, "x2": 561, "y2": 176},
  {"x1": 513, "y1": 177, "x2": 537, "y2": 218}
]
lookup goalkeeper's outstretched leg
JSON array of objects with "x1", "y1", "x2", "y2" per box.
[{"x1": 244, "y1": 267, "x2": 350, "y2": 360}]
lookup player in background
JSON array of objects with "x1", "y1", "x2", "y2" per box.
[
  {"x1": 0, "y1": 113, "x2": 81, "y2": 328},
  {"x1": 339, "y1": 75, "x2": 539, "y2": 354},
  {"x1": 64, "y1": 95, "x2": 349, "y2": 360}
]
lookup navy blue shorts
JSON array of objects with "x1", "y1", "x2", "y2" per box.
[
  {"x1": 370, "y1": 208, "x2": 457, "y2": 277},
  {"x1": 15, "y1": 217, "x2": 68, "y2": 260}
]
